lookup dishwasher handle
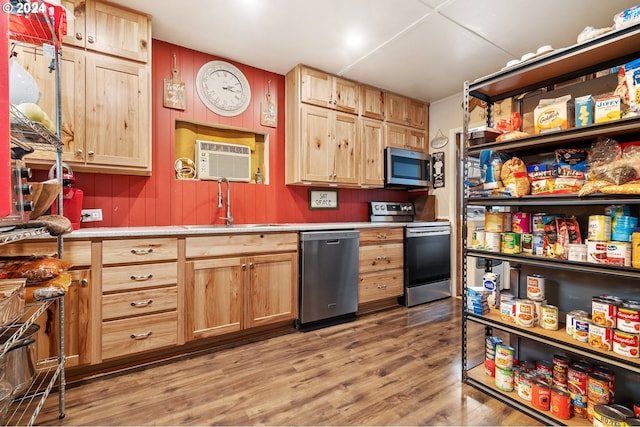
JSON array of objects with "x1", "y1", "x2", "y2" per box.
[{"x1": 406, "y1": 227, "x2": 450, "y2": 237}]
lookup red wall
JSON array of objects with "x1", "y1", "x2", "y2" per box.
[{"x1": 43, "y1": 40, "x2": 408, "y2": 228}]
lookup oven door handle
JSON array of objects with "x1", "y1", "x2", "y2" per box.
[{"x1": 406, "y1": 228, "x2": 450, "y2": 237}]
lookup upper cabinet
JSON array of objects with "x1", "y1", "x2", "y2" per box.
[
  {"x1": 360, "y1": 85, "x2": 385, "y2": 120},
  {"x1": 299, "y1": 65, "x2": 359, "y2": 114},
  {"x1": 384, "y1": 92, "x2": 428, "y2": 129},
  {"x1": 62, "y1": 0, "x2": 151, "y2": 63}
]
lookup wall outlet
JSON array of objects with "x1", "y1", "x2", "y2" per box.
[{"x1": 81, "y1": 209, "x2": 103, "y2": 222}]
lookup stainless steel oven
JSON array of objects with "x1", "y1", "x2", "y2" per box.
[{"x1": 369, "y1": 201, "x2": 451, "y2": 307}]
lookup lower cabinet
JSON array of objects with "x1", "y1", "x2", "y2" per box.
[
  {"x1": 358, "y1": 228, "x2": 404, "y2": 305},
  {"x1": 185, "y1": 233, "x2": 298, "y2": 341}
]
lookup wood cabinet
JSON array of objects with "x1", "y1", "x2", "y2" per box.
[
  {"x1": 360, "y1": 85, "x2": 385, "y2": 120},
  {"x1": 185, "y1": 233, "x2": 298, "y2": 340},
  {"x1": 299, "y1": 65, "x2": 359, "y2": 114},
  {"x1": 61, "y1": 0, "x2": 151, "y2": 63},
  {"x1": 385, "y1": 123, "x2": 427, "y2": 152},
  {"x1": 360, "y1": 118, "x2": 384, "y2": 187},
  {"x1": 15, "y1": 46, "x2": 151, "y2": 175},
  {"x1": 384, "y1": 92, "x2": 428, "y2": 130},
  {"x1": 100, "y1": 238, "x2": 179, "y2": 360},
  {"x1": 358, "y1": 228, "x2": 404, "y2": 305},
  {"x1": 2, "y1": 240, "x2": 94, "y2": 367}
]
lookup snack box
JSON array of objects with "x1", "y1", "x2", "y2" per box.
[
  {"x1": 575, "y1": 95, "x2": 593, "y2": 127},
  {"x1": 534, "y1": 95, "x2": 574, "y2": 134},
  {"x1": 594, "y1": 95, "x2": 621, "y2": 123}
]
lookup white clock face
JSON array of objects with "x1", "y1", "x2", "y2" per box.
[{"x1": 196, "y1": 61, "x2": 251, "y2": 117}]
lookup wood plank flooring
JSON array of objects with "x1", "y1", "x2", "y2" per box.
[{"x1": 34, "y1": 298, "x2": 542, "y2": 426}]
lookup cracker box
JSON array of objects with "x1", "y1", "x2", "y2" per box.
[
  {"x1": 575, "y1": 95, "x2": 593, "y2": 127},
  {"x1": 534, "y1": 95, "x2": 574, "y2": 134},
  {"x1": 594, "y1": 96, "x2": 621, "y2": 123}
]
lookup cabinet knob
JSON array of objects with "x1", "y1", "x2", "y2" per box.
[
  {"x1": 80, "y1": 278, "x2": 89, "y2": 287},
  {"x1": 76, "y1": 149, "x2": 83, "y2": 156},
  {"x1": 242, "y1": 264, "x2": 247, "y2": 270},
  {"x1": 87, "y1": 35, "x2": 95, "y2": 44},
  {"x1": 249, "y1": 262, "x2": 255, "y2": 269},
  {"x1": 87, "y1": 150, "x2": 95, "y2": 156},
  {"x1": 75, "y1": 32, "x2": 83, "y2": 40}
]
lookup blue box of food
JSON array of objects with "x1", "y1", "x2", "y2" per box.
[{"x1": 575, "y1": 95, "x2": 593, "y2": 127}]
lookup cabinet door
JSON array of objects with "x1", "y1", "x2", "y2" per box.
[
  {"x1": 408, "y1": 129, "x2": 427, "y2": 152},
  {"x1": 385, "y1": 123, "x2": 408, "y2": 149},
  {"x1": 360, "y1": 85, "x2": 385, "y2": 120},
  {"x1": 360, "y1": 118, "x2": 384, "y2": 187},
  {"x1": 333, "y1": 77, "x2": 359, "y2": 114},
  {"x1": 245, "y1": 253, "x2": 297, "y2": 329},
  {"x1": 85, "y1": 0, "x2": 151, "y2": 62},
  {"x1": 384, "y1": 92, "x2": 407, "y2": 125},
  {"x1": 61, "y1": 0, "x2": 85, "y2": 48},
  {"x1": 85, "y1": 52, "x2": 150, "y2": 170},
  {"x1": 34, "y1": 268, "x2": 92, "y2": 367},
  {"x1": 187, "y1": 257, "x2": 243, "y2": 340},
  {"x1": 300, "y1": 67, "x2": 333, "y2": 108},
  {"x1": 333, "y1": 113, "x2": 359, "y2": 184},
  {"x1": 407, "y1": 99, "x2": 427, "y2": 129},
  {"x1": 300, "y1": 105, "x2": 333, "y2": 182},
  {"x1": 14, "y1": 45, "x2": 85, "y2": 165}
]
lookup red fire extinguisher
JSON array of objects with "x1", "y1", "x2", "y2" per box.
[{"x1": 49, "y1": 162, "x2": 84, "y2": 230}]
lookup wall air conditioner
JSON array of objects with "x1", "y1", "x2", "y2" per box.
[{"x1": 195, "y1": 140, "x2": 251, "y2": 182}]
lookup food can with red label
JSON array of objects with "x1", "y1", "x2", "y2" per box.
[
  {"x1": 552, "y1": 354, "x2": 571, "y2": 387},
  {"x1": 592, "y1": 296, "x2": 618, "y2": 328},
  {"x1": 526, "y1": 274, "x2": 545, "y2": 301},
  {"x1": 518, "y1": 372, "x2": 534, "y2": 401},
  {"x1": 616, "y1": 300, "x2": 640, "y2": 333},
  {"x1": 551, "y1": 386, "x2": 571, "y2": 420},
  {"x1": 516, "y1": 299, "x2": 535, "y2": 327},
  {"x1": 531, "y1": 379, "x2": 551, "y2": 411},
  {"x1": 593, "y1": 366, "x2": 615, "y2": 403},
  {"x1": 541, "y1": 304, "x2": 559, "y2": 331},
  {"x1": 589, "y1": 323, "x2": 614, "y2": 352},
  {"x1": 536, "y1": 360, "x2": 553, "y2": 383},
  {"x1": 484, "y1": 359, "x2": 496, "y2": 377},
  {"x1": 587, "y1": 373, "x2": 611, "y2": 404},
  {"x1": 613, "y1": 329, "x2": 640, "y2": 358},
  {"x1": 568, "y1": 365, "x2": 589, "y2": 396}
]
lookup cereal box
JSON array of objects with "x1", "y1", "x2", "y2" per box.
[
  {"x1": 575, "y1": 95, "x2": 593, "y2": 127},
  {"x1": 594, "y1": 96, "x2": 621, "y2": 123},
  {"x1": 625, "y1": 58, "x2": 640, "y2": 114},
  {"x1": 534, "y1": 95, "x2": 574, "y2": 134}
]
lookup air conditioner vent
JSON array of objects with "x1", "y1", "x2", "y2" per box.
[{"x1": 195, "y1": 140, "x2": 251, "y2": 182}]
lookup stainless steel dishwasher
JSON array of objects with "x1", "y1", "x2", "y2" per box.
[{"x1": 296, "y1": 230, "x2": 360, "y2": 331}]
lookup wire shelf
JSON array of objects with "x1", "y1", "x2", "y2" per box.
[
  {"x1": 9, "y1": 105, "x2": 62, "y2": 151},
  {"x1": 7, "y1": 1, "x2": 67, "y2": 48}
]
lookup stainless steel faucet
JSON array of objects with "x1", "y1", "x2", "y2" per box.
[{"x1": 217, "y1": 177, "x2": 233, "y2": 226}]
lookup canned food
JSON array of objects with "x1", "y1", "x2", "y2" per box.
[
  {"x1": 593, "y1": 296, "x2": 618, "y2": 328},
  {"x1": 494, "y1": 344, "x2": 515, "y2": 370},
  {"x1": 512, "y1": 366, "x2": 521, "y2": 392},
  {"x1": 617, "y1": 300, "x2": 640, "y2": 333},
  {"x1": 531, "y1": 379, "x2": 551, "y2": 411},
  {"x1": 593, "y1": 405, "x2": 628, "y2": 427},
  {"x1": 540, "y1": 304, "x2": 559, "y2": 331},
  {"x1": 610, "y1": 404, "x2": 634, "y2": 419},
  {"x1": 588, "y1": 240, "x2": 609, "y2": 264},
  {"x1": 526, "y1": 274, "x2": 545, "y2": 301},
  {"x1": 518, "y1": 372, "x2": 534, "y2": 401},
  {"x1": 535, "y1": 360, "x2": 553, "y2": 382},
  {"x1": 471, "y1": 230, "x2": 485, "y2": 250},
  {"x1": 484, "y1": 232, "x2": 502, "y2": 252},
  {"x1": 532, "y1": 234, "x2": 545, "y2": 256},
  {"x1": 589, "y1": 215, "x2": 612, "y2": 241},
  {"x1": 485, "y1": 212, "x2": 508, "y2": 233},
  {"x1": 574, "y1": 359, "x2": 594, "y2": 372},
  {"x1": 587, "y1": 373, "x2": 611, "y2": 404},
  {"x1": 607, "y1": 241, "x2": 632, "y2": 266},
  {"x1": 499, "y1": 300, "x2": 515, "y2": 323},
  {"x1": 593, "y1": 366, "x2": 615, "y2": 403},
  {"x1": 567, "y1": 365, "x2": 589, "y2": 396},
  {"x1": 533, "y1": 300, "x2": 544, "y2": 327},
  {"x1": 589, "y1": 323, "x2": 614, "y2": 351},
  {"x1": 613, "y1": 329, "x2": 640, "y2": 358},
  {"x1": 553, "y1": 354, "x2": 571, "y2": 387},
  {"x1": 551, "y1": 386, "x2": 571, "y2": 420},
  {"x1": 521, "y1": 233, "x2": 533, "y2": 255},
  {"x1": 571, "y1": 392, "x2": 589, "y2": 419},
  {"x1": 495, "y1": 366, "x2": 514, "y2": 392},
  {"x1": 512, "y1": 212, "x2": 531, "y2": 234},
  {"x1": 573, "y1": 315, "x2": 591, "y2": 343},
  {"x1": 516, "y1": 299, "x2": 535, "y2": 327},
  {"x1": 484, "y1": 359, "x2": 496, "y2": 377},
  {"x1": 501, "y1": 232, "x2": 521, "y2": 254}
]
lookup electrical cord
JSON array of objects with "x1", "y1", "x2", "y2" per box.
[{"x1": 174, "y1": 157, "x2": 196, "y2": 179}]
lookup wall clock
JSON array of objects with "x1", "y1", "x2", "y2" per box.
[{"x1": 196, "y1": 60, "x2": 251, "y2": 117}]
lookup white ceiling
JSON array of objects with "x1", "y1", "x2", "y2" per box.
[{"x1": 109, "y1": 0, "x2": 637, "y2": 103}]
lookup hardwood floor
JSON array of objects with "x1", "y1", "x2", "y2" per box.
[{"x1": 35, "y1": 298, "x2": 541, "y2": 426}]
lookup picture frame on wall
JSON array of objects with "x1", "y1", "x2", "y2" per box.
[{"x1": 308, "y1": 189, "x2": 338, "y2": 210}]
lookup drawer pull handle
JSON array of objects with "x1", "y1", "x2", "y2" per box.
[
  {"x1": 131, "y1": 248, "x2": 153, "y2": 255},
  {"x1": 130, "y1": 299, "x2": 153, "y2": 307},
  {"x1": 376, "y1": 256, "x2": 388, "y2": 260},
  {"x1": 130, "y1": 331, "x2": 152, "y2": 340},
  {"x1": 376, "y1": 234, "x2": 388, "y2": 239},
  {"x1": 377, "y1": 284, "x2": 388, "y2": 290},
  {"x1": 130, "y1": 274, "x2": 153, "y2": 281}
]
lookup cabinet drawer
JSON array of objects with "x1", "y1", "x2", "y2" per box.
[
  {"x1": 102, "y1": 238, "x2": 177, "y2": 264},
  {"x1": 359, "y1": 269, "x2": 403, "y2": 304},
  {"x1": 359, "y1": 243, "x2": 403, "y2": 272},
  {"x1": 102, "y1": 287, "x2": 177, "y2": 321},
  {"x1": 101, "y1": 311, "x2": 177, "y2": 359},
  {"x1": 359, "y1": 228, "x2": 403, "y2": 244},
  {"x1": 102, "y1": 262, "x2": 177, "y2": 292},
  {"x1": 0, "y1": 240, "x2": 92, "y2": 266},
  {"x1": 186, "y1": 233, "x2": 297, "y2": 258}
]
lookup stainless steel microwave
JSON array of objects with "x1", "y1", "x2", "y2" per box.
[{"x1": 384, "y1": 147, "x2": 431, "y2": 188}]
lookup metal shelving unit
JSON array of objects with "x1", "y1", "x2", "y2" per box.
[
  {"x1": 461, "y1": 23, "x2": 640, "y2": 426},
  {"x1": 2, "y1": 2, "x2": 69, "y2": 425}
]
